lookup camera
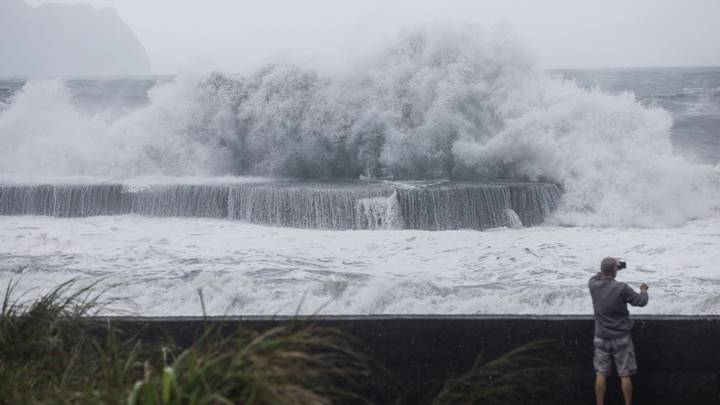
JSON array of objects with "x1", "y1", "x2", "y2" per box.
[{"x1": 617, "y1": 261, "x2": 627, "y2": 270}]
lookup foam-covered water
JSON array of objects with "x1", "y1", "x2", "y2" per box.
[
  {"x1": 1, "y1": 24, "x2": 718, "y2": 228},
  {"x1": 1, "y1": 215, "x2": 719, "y2": 316}
]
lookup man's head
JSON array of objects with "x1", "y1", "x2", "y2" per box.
[{"x1": 601, "y1": 257, "x2": 618, "y2": 277}]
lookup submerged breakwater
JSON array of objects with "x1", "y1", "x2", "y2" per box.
[{"x1": 0, "y1": 181, "x2": 561, "y2": 230}]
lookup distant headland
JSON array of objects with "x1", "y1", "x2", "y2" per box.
[{"x1": 0, "y1": 0, "x2": 150, "y2": 76}]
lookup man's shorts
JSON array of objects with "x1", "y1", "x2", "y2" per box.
[{"x1": 593, "y1": 334, "x2": 637, "y2": 377}]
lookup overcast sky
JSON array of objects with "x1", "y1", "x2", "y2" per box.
[{"x1": 29, "y1": 0, "x2": 720, "y2": 74}]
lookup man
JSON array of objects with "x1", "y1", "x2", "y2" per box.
[{"x1": 589, "y1": 257, "x2": 649, "y2": 405}]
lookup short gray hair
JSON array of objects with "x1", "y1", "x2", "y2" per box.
[{"x1": 601, "y1": 257, "x2": 618, "y2": 273}]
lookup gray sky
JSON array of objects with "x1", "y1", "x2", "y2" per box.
[{"x1": 29, "y1": 0, "x2": 720, "y2": 74}]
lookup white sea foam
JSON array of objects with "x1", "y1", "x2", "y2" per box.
[
  {"x1": 1, "y1": 215, "x2": 719, "y2": 316},
  {"x1": 0, "y1": 24, "x2": 718, "y2": 227}
]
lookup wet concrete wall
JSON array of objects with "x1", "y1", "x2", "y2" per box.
[{"x1": 99, "y1": 315, "x2": 720, "y2": 404}]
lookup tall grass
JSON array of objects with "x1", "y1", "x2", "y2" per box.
[
  {"x1": 0, "y1": 279, "x2": 372, "y2": 404},
  {"x1": 430, "y1": 340, "x2": 568, "y2": 405},
  {"x1": 126, "y1": 324, "x2": 373, "y2": 405},
  {"x1": 0, "y1": 279, "x2": 567, "y2": 404}
]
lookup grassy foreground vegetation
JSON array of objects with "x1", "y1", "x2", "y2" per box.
[{"x1": 0, "y1": 280, "x2": 564, "y2": 404}]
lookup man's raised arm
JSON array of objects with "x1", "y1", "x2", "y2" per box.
[{"x1": 623, "y1": 283, "x2": 649, "y2": 307}]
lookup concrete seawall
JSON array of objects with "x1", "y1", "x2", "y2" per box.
[{"x1": 99, "y1": 315, "x2": 720, "y2": 404}]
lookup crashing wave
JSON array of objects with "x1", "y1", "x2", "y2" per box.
[{"x1": 0, "y1": 23, "x2": 718, "y2": 227}]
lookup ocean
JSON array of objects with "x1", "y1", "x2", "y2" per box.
[
  {"x1": 555, "y1": 66, "x2": 720, "y2": 165},
  {"x1": 1, "y1": 27, "x2": 718, "y2": 316}
]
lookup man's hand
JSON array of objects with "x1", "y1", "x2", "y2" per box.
[{"x1": 640, "y1": 283, "x2": 649, "y2": 292}]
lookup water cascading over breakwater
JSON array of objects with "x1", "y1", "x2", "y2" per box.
[
  {"x1": 0, "y1": 181, "x2": 561, "y2": 230},
  {"x1": 226, "y1": 182, "x2": 398, "y2": 229},
  {"x1": 0, "y1": 184, "x2": 130, "y2": 216},
  {"x1": 396, "y1": 182, "x2": 561, "y2": 230}
]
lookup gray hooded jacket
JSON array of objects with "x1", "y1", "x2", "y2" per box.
[{"x1": 589, "y1": 274, "x2": 648, "y2": 339}]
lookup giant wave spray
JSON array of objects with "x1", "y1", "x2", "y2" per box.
[{"x1": 0, "y1": 24, "x2": 718, "y2": 227}]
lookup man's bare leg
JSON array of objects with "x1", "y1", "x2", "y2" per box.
[
  {"x1": 595, "y1": 373, "x2": 606, "y2": 405},
  {"x1": 620, "y1": 376, "x2": 633, "y2": 405}
]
